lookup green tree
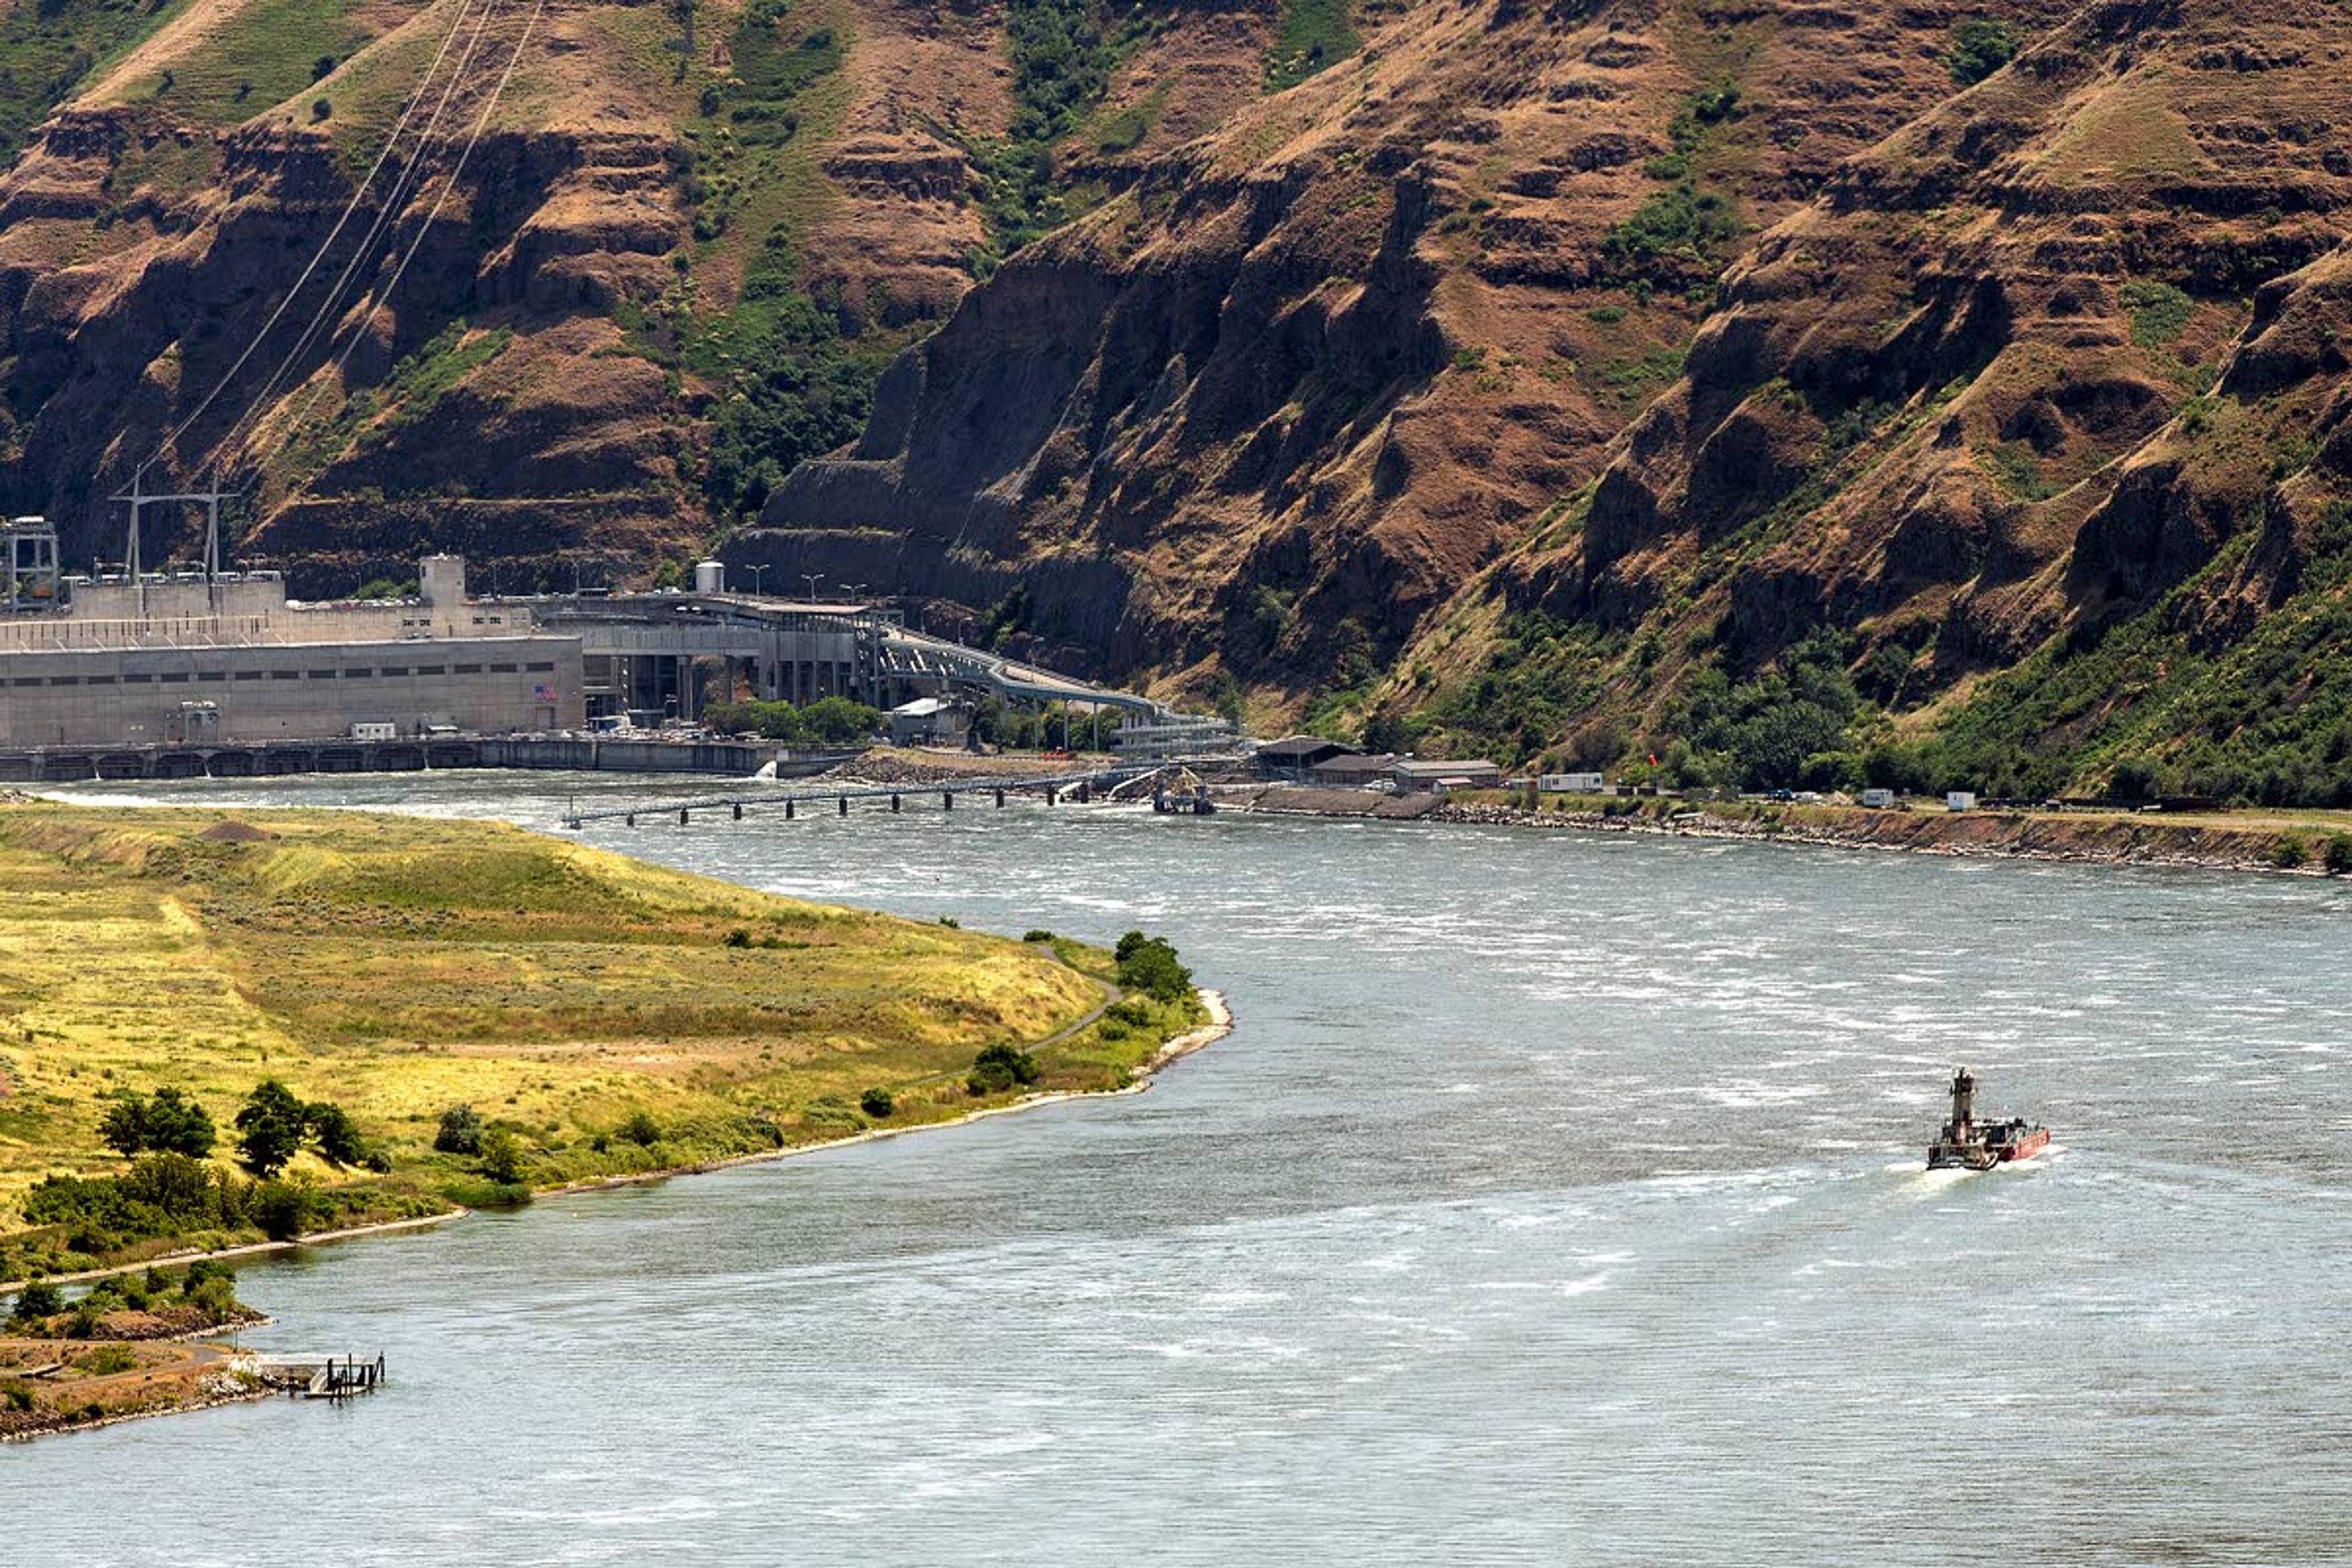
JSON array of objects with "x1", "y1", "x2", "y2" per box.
[
  {"x1": 1114, "y1": 931, "x2": 1194, "y2": 1002},
  {"x1": 479, "y1": 1129, "x2": 527, "y2": 1185},
  {"x1": 1362, "y1": 713, "x2": 1410, "y2": 755},
  {"x1": 2108, "y1": 757, "x2": 2163, "y2": 802},
  {"x1": 799, "y1": 695, "x2": 883, "y2": 744},
  {"x1": 620, "y1": 1109, "x2": 662, "y2": 1147},
  {"x1": 249, "y1": 1180, "x2": 313, "y2": 1242},
  {"x1": 434, "y1": 1104, "x2": 485, "y2": 1156},
  {"x1": 145, "y1": 1088, "x2": 216, "y2": 1158},
  {"x1": 1681, "y1": 633, "x2": 1864, "y2": 791},
  {"x1": 860, "y1": 1087, "x2": 895, "y2": 1118},
  {"x1": 97, "y1": 1087, "x2": 216, "y2": 1159},
  {"x1": 120, "y1": 1153, "x2": 224, "y2": 1226},
  {"x1": 97, "y1": 1094, "x2": 146, "y2": 1159},
  {"x1": 233, "y1": 1080, "x2": 309, "y2": 1178},
  {"x1": 306, "y1": 1101, "x2": 366, "y2": 1166},
  {"x1": 701, "y1": 230, "x2": 878, "y2": 519},
  {"x1": 10, "y1": 1281, "x2": 62, "y2": 1325}
]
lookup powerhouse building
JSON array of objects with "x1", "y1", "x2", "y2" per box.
[{"x1": 0, "y1": 554, "x2": 584, "y2": 747}]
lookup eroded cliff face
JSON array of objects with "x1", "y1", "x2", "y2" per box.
[
  {"x1": 1474, "y1": 0, "x2": 2352, "y2": 719},
  {"x1": 745, "y1": 0, "x2": 2082, "y2": 687},
  {"x1": 0, "y1": 0, "x2": 1277, "y2": 590}
]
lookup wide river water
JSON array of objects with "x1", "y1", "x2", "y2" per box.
[{"x1": 10, "y1": 772, "x2": 2351, "y2": 1565}]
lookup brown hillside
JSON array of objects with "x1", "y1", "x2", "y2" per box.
[
  {"x1": 0, "y1": 0, "x2": 1277, "y2": 587},
  {"x1": 1469, "y1": 0, "x2": 2352, "y2": 733},
  {"x1": 742, "y1": 0, "x2": 2080, "y2": 692}
]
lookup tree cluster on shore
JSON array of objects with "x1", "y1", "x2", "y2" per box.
[
  {"x1": 7, "y1": 1259, "x2": 247, "y2": 1342},
  {"x1": 700, "y1": 695, "x2": 883, "y2": 744}
]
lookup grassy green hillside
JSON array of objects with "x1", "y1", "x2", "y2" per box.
[
  {"x1": 0, "y1": 0, "x2": 181, "y2": 159},
  {"x1": 0, "y1": 804, "x2": 1206, "y2": 1281}
]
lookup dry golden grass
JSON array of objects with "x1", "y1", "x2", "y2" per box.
[{"x1": 0, "y1": 804, "x2": 1148, "y2": 1208}]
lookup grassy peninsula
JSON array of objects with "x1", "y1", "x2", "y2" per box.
[{"x1": 0, "y1": 803, "x2": 1211, "y2": 1286}]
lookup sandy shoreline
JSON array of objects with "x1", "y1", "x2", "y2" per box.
[{"x1": 6, "y1": 990, "x2": 1236, "y2": 1295}]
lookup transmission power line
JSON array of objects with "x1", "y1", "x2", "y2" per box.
[
  {"x1": 235, "y1": 0, "x2": 551, "y2": 491},
  {"x1": 136, "y1": 0, "x2": 489, "y2": 485},
  {"x1": 205, "y1": 0, "x2": 505, "y2": 479}
]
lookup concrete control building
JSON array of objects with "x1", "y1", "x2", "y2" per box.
[{"x1": 0, "y1": 554, "x2": 582, "y2": 747}]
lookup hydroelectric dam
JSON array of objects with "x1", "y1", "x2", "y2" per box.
[{"x1": 0, "y1": 526, "x2": 1231, "y2": 778}]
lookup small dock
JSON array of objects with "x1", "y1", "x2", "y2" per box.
[{"x1": 256, "y1": 1353, "x2": 387, "y2": 1403}]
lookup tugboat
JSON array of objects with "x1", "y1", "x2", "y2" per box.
[
  {"x1": 1151, "y1": 766, "x2": 1217, "y2": 815},
  {"x1": 1926, "y1": 1067, "x2": 2049, "y2": 1170}
]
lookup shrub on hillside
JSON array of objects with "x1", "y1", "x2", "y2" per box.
[
  {"x1": 1948, "y1": 18, "x2": 2023, "y2": 85},
  {"x1": 860, "y1": 1087, "x2": 895, "y2": 1119},
  {"x1": 620, "y1": 1109, "x2": 662, "y2": 1147},
  {"x1": 966, "y1": 1043, "x2": 1041, "y2": 1096},
  {"x1": 2324, "y1": 834, "x2": 2352, "y2": 876}
]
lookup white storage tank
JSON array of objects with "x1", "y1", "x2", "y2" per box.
[{"x1": 693, "y1": 560, "x2": 726, "y2": 595}]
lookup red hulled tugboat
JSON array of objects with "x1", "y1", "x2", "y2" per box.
[{"x1": 1926, "y1": 1067, "x2": 2049, "y2": 1170}]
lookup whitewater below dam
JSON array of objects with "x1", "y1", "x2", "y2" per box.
[{"x1": 15, "y1": 773, "x2": 2351, "y2": 1566}]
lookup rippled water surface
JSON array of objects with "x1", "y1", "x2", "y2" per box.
[{"x1": 13, "y1": 774, "x2": 2352, "y2": 1565}]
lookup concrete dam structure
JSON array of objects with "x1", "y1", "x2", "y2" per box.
[
  {"x1": 0, "y1": 554, "x2": 582, "y2": 748},
  {"x1": 0, "y1": 535, "x2": 1232, "y2": 765}
]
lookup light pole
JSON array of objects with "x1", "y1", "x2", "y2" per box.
[
  {"x1": 801, "y1": 571, "x2": 823, "y2": 602},
  {"x1": 747, "y1": 564, "x2": 768, "y2": 597}
]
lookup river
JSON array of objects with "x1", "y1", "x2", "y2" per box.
[{"x1": 10, "y1": 773, "x2": 2351, "y2": 1565}]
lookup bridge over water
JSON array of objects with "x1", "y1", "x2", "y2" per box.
[{"x1": 558, "y1": 763, "x2": 1186, "y2": 831}]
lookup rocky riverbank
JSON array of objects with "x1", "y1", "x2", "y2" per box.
[{"x1": 1229, "y1": 787, "x2": 2349, "y2": 879}]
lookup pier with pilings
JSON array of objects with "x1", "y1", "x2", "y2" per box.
[{"x1": 255, "y1": 1352, "x2": 387, "y2": 1403}]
